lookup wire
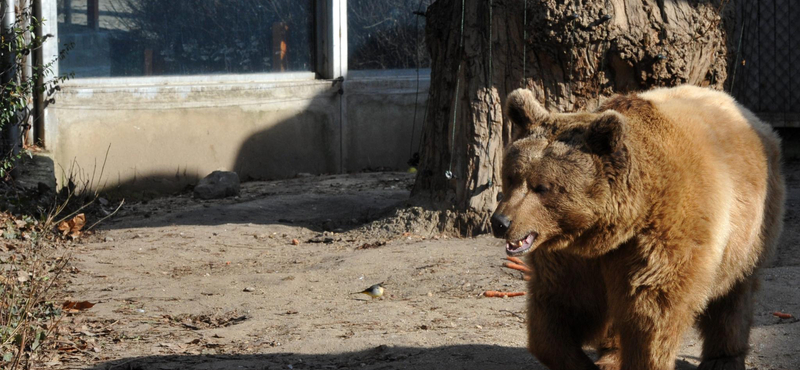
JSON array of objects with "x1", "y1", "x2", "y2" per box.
[
  {"x1": 485, "y1": 0, "x2": 493, "y2": 187},
  {"x1": 408, "y1": 0, "x2": 426, "y2": 162},
  {"x1": 522, "y1": 0, "x2": 527, "y2": 85},
  {"x1": 446, "y1": 0, "x2": 466, "y2": 179}
]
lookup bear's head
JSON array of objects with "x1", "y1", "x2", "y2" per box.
[{"x1": 492, "y1": 89, "x2": 628, "y2": 256}]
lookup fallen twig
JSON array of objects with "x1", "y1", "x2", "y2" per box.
[{"x1": 87, "y1": 199, "x2": 125, "y2": 231}]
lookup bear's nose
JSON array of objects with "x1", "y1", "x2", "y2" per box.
[{"x1": 491, "y1": 213, "x2": 511, "y2": 238}]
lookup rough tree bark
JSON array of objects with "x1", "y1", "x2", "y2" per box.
[{"x1": 411, "y1": 0, "x2": 729, "y2": 236}]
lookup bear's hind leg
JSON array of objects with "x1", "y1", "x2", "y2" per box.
[{"x1": 696, "y1": 276, "x2": 755, "y2": 370}]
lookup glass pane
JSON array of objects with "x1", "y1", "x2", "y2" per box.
[
  {"x1": 58, "y1": 0, "x2": 314, "y2": 78},
  {"x1": 348, "y1": 0, "x2": 432, "y2": 70}
]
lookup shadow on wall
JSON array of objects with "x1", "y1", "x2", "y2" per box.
[
  {"x1": 82, "y1": 344, "x2": 700, "y2": 370},
  {"x1": 232, "y1": 91, "x2": 342, "y2": 182},
  {"x1": 81, "y1": 77, "x2": 425, "y2": 195},
  {"x1": 82, "y1": 86, "x2": 341, "y2": 196}
]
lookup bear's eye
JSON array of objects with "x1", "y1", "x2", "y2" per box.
[{"x1": 532, "y1": 184, "x2": 549, "y2": 194}]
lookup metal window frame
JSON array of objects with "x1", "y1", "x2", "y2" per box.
[
  {"x1": 316, "y1": 0, "x2": 347, "y2": 80},
  {"x1": 36, "y1": 0, "x2": 433, "y2": 152},
  {"x1": 44, "y1": 0, "x2": 344, "y2": 84}
]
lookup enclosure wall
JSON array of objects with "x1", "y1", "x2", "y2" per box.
[{"x1": 50, "y1": 74, "x2": 428, "y2": 192}]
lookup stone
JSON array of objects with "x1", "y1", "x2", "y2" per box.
[{"x1": 193, "y1": 171, "x2": 240, "y2": 200}]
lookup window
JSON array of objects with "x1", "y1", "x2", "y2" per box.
[
  {"x1": 347, "y1": 0, "x2": 432, "y2": 70},
  {"x1": 58, "y1": 0, "x2": 314, "y2": 78}
]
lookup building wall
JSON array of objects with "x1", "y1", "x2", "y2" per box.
[{"x1": 51, "y1": 74, "x2": 428, "y2": 193}]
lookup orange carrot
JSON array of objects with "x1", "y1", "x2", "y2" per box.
[
  {"x1": 503, "y1": 261, "x2": 532, "y2": 274},
  {"x1": 506, "y1": 256, "x2": 526, "y2": 265},
  {"x1": 773, "y1": 312, "x2": 794, "y2": 319},
  {"x1": 483, "y1": 290, "x2": 526, "y2": 298}
]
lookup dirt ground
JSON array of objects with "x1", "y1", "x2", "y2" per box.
[{"x1": 49, "y1": 168, "x2": 800, "y2": 370}]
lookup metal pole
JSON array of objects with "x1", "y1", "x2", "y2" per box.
[
  {"x1": 20, "y1": 0, "x2": 33, "y2": 147},
  {"x1": 1, "y1": 0, "x2": 20, "y2": 163},
  {"x1": 32, "y1": 0, "x2": 44, "y2": 147}
]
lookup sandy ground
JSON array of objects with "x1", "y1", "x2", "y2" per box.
[{"x1": 50, "y1": 170, "x2": 800, "y2": 370}]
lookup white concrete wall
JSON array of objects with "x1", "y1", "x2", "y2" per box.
[{"x1": 50, "y1": 73, "x2": 429, "y2": 192}]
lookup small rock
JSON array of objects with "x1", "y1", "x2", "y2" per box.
[
  {"x1": 291, "y1": 239, "x2": 300, "y2": 246},
  {"x1": 104, "y1": 237, "x2": 114, "y2": 242},
  {"x1": 193, "y1": 171, "x2": 240, "y2": 200},
  {"x1": 243, "y1": 287, "x2": 255, "y2": 292}
]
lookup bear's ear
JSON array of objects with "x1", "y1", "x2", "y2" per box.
[
  {"x1": 587, "y1": 111, "x2": 627, "y2": 155},
  {"x1": 505, "y1": 89, "x2": 549, "y2": 131}
]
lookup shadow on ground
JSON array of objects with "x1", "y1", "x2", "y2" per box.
[
  {"x1": 96, "y1": 172, "x2": 414, "y2": 233},
  {"x1": 85, "y1": 344, "x2": 699, "y2": 370}
]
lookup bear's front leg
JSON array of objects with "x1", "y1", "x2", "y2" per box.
[
  {"x1": 611, "y1": 287, "x2": 697, "y2": 370},
  {"x1": 527, "y1": 299, "x2": 605, "y2": 370},
  {"x1": 526, "y1": 252, "x2": 608, "y2": 370}
]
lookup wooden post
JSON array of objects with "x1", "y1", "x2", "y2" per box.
[
  {"x1": 87, "y1": 0, "x2": 99, "y2": 30},
  {"x1": 272, "y1": 22, "x2": 288, "y2": 72}
]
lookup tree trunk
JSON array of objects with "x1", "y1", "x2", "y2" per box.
[{"x1": 412, "y1": 0, "x2": 728, "y2": 236}]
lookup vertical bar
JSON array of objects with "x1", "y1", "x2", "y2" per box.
[
  {"x1": 759, "y1": 0, "x2": 775, "y2": 115},
  {"x1": 32, "y1": 0, "x2": 43, "y2": 146},
  {"x1": 774, "y1": 0, "x2": 789, "y2": 124},
  {"x1": 87, "y1": 0, "x2": 99, "y2": 30},
  {"x1": 790, "y1": 0, "x2": 800, "y2": 121},
  {"x1": 316, "y1": 0, "x2": 347, "y2": 79},
  {"x1": 63, "y1": 0, "x2": 71, "y2": 25},
  {"x1": 1, "y1": 0, "x2": 20, "y2": 161},
  {"x1": 338, "y1": 0, "x2": 347, "y2": 78},
  {"x1": 20, "y1": 0, "x2": 33, "y2": 146},
  {"x1": 272, "y1": 22, "x2": 288, "y2": 72},
  {"x1": 143, "y1": 48, "x2": 153, "y2": 76},
  {"x1": 315, "y1": 0, "x2": 348, "y2": 173},
  {"x1": 40, "y1": 0, "x2": 59, "y2": 150}
]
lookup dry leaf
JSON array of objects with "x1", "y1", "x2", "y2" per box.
[
  {"x1": 17, "y1": 270, "x2": 29, "y2": 283},
  {"x1": 58, "y1": 214, "x2": 86, "y2": 238},
  {"x1": 57, "y1": 221, "x2": 70, "y2": 235},
  {"x1": 63, "y1": 300, "x2": 95, "y2": 313}
]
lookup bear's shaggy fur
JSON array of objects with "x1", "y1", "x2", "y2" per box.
[{"x1": 492, "y1": 85, "x2": 784, "y2": 370}]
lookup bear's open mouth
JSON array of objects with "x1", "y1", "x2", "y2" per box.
[{"x1": 506, "y1": 232, "x2": 537, "y2": 256}]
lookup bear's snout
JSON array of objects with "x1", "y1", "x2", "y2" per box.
[{"x1": 491, "y1": 212, "x2": 511, "y2": 238}]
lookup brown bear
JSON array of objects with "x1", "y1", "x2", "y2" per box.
[{"x1": 491, "y1": 85, "x2": 785, "y2": 370}]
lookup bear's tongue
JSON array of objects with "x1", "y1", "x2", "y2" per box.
[{"x1": 506, "y1": 233, "x2": 536, "y2": 256}]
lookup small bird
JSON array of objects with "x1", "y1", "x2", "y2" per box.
[{"x1": 352, "y1": 282, "x2": 385, "y2": 300}]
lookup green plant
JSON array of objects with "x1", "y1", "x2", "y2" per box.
[{"x1": 0, "y1": 4, "x2": 70, "y2": 179}]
